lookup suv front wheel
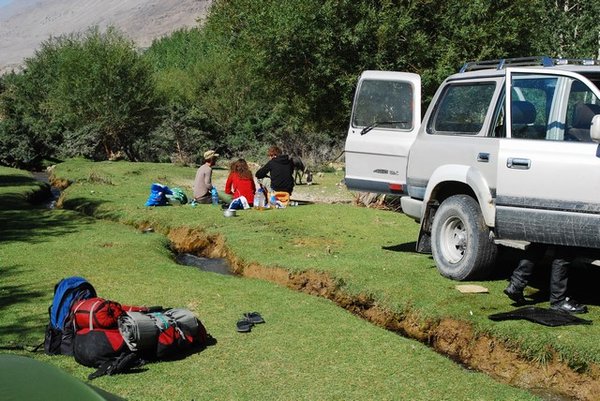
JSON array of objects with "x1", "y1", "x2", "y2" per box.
[{"x1": 431, "y1": 195, "x2": 497, "y2": 280}]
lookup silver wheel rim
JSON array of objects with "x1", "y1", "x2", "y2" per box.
[{"x1": 440, "y1": 215, "x2": 467, "y2": 264}]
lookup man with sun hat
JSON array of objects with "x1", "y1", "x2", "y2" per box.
[{"x1": 193, "y1": 149, "x2": 219, "y2": 203}]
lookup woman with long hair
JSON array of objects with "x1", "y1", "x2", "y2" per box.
[{"x1": 225, "y1": 159, "x2": 256, "y2": 205}]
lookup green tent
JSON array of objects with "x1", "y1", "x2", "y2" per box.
[{"x1": 0, "y1": 354, "x2": 125, "y2": 401}]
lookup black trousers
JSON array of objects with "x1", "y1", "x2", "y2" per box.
[{"x1": 510, "y1": 246, "x2": 571, "y2": 305}]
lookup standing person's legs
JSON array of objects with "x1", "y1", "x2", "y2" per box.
[
  {"x1": 549, "y1": 256, "x2": 569, "y2": 306},
  {"x1": 504, "y1": 258, "x2": 534, "y2": 304},
  {"x1": 504, "y1": 244, "x2": 546, "y2": 304},
  {"x1": 549, "y1": 247, "x2": 588, "y2": 313}
]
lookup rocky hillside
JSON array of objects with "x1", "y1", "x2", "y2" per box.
[{"x1": 0, "y1": 0, "x2": 211, "y2": 74}]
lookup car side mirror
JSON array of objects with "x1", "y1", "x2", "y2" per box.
[{"x1": 591, "y1": 114, "x2": 600, "y2": 143}]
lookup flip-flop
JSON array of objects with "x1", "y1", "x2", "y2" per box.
[
  {"x1": 236, "y1": 318, "x2": 253, "y2": 333},
  {"x1": 243, "y1": 312, "x2": 265, "y2": 324}
]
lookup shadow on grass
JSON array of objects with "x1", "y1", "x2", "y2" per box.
[
  {"x1": 0, "y1": 172, "x2": 52, "y2": 204},
  {"x1": 523, "y1": 260, "x2": 600, "y2": 308},
  {"x1": 493, "y1": 247, "x2": 600, "y2": 307},
  {"x1": 60, "y1": 197, "x2": 116, "y2": 219},
  {"x1": 0, "y1": 266, "x2": 46, "y2": 311},
  {"x1": 0, "y1": 174, "x2": 41, "y2": 187},
  {"x1": 0, "y1": 265, "x2": 47, "y2": 345},
  {"x1": 382, "y1": 242, "x2": 418, "y2": 253},
  {"x1": 155, "y1": 334, "x2": 218, "y2": 362},
  {"x1": 0, "y1": 208, "x2": 91, "y2": 244}
]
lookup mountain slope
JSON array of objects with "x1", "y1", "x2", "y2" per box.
[{"x1": 0, "y1": 0, "x2": 211, "y2": 73}]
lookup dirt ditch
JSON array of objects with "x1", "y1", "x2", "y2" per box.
[{"x1": 168, "y1": 227, "x2": 600, "y2": 401}]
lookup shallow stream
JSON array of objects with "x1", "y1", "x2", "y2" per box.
[{"x1": 174, "y1": 253, "x2": 233, "y2": 275}]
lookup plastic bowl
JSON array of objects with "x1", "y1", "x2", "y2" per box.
[{"x1": 223, "y1": 209, "x2": 236, "y2": 217}]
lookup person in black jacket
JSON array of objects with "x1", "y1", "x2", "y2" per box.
[{"x1": 255, "y1": 145, "x2": 295, "y2": 194}]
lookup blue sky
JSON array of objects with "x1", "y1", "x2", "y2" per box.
[{"x1": 0, "y1": 0, "x2": 13, "y2": 7}]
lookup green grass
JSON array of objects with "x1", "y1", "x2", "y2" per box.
[{"x1": 0, "y1": 165, "x2": 540, "y2": 400}]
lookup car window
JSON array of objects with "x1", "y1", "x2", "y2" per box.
[
  {"x1": 510, "y1": 74, "x2": 599, "y2": 142},
  {"x1": 565, "y1": 80, "x2": 600, "y2": 143},
  {"x1": 352, "y1": 79, "x2": 413, "y2": 130},
  {"x1": 510, "y1": 75, "x2": 556, "y2": 140},
  {"x1": 430, "y1": 83, "x2": 495, "y2": 134}
]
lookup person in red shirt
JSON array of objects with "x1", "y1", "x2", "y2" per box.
[{"x1": 225, "y1": 159, "x2": 256, "y2": 205}]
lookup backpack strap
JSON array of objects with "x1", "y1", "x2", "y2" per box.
[
  {"x1": 88, "y1": 300, "x2": 101, "y2": 330},
  {"x1": 88, "y1": 353, "x2": 145, "y2": 380}
]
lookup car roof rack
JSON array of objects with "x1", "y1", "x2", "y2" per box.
[{"x1": 459, "y1": 56, "x2": 600, "y2": 73}]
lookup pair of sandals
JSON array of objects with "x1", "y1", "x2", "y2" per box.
[{"x1": 236, "y1": 312, "x2": 265, "y2": 333}]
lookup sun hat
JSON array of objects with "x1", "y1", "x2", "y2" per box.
[{"x1": 204, "y1": 150, "x2": 219, "y2": 159}]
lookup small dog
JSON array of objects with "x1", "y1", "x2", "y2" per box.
[{"x1": 291, "y1": 155, "x2": 305, "y2": 185}]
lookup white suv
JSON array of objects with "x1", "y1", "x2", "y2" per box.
[{"x1": 345, "y1": 57, "x2": 600, "y2": 280}]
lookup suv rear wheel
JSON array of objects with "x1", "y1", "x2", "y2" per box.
[{"x1": 431, "y1": 195, "x2": 497, "y2": 280}]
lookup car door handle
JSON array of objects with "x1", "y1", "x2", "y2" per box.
[
  {"x1": 477, "y1": 152, "x2": 490, "y2": 162},
  {"x1": 506, "y1": 157, "x2": 531, "y2": 169}
]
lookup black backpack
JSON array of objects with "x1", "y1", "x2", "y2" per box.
[{"x1": 44, "y1": 277, "x2": 96, "y2": 355}]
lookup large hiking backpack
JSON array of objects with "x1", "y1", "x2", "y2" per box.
[{"x1": 44, "y1": 277, "x2": 96, "y2": 355}]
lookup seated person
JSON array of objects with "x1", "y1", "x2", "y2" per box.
[
  {"x1": 255, "y1": 145, "x2": 294, "y2": 195},
  {"x1": 193, "y1": 150, "x2": 218, "y2": 204},
  {"x1": 225, "y1": 159, "x2": 256, "y2": 205}
]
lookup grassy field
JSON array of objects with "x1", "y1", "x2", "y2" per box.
[
  {"x1": 0, "y1": 160, "x2": 592, "y2": 400},
  {"x1": 53, "y1": 160, "x2": 600, "y2": 365}
]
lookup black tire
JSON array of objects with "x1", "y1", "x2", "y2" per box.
[{"x1": 431, "y1": 194, "x2": 497, "y2": 280}]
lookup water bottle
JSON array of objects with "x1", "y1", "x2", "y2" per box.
[
  {"x1": 254, "y1": 188, "x2": 265, "y2": 210},
  {"x1": 211, "y1": 187, "x2": 219, "y2": 206},
  {"x1": 270, "y1": 192, "x2": 277, "y2": 209}
]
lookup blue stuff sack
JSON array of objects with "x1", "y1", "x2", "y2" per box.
[{"x1": 145, "y1": 183, "x2": 173, "y2": 206}]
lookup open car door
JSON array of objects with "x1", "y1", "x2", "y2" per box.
[{"x1": 344, "y1": 71, "x2": 421, "y2": 195}]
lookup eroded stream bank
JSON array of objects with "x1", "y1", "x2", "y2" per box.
[{"x1": 167, "y1": 227, "x2": 598, "y2": 401}]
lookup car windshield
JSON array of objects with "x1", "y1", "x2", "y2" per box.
[{"x1": 352, "y1": 79, "x2": 413, "y2": 130}]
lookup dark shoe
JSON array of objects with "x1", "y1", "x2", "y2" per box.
[
  {"x1": 243, "y1": 312, "x2": 265, "y2": 324},
  {"x1": 504, "y1": 283, "x2": 526, "y2": 305},
  {"x1": 550, "y1": 298, "x2": 588, "y2": 314},
  {"x1": 236, "y1": 318, "x2": 253, "y2": 333}
]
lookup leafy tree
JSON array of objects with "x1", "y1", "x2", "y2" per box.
[
  {"x1": 43, "y1": 27, "x2": 160, "y2": 160},
  {"x1": 0, "y1": 27, "x2": 160, "y2": 167},
  {"x1": 141, "y1": 103, "x2": 214, "y2": 165},
  {"x1": 0, "y1": 71, "x2": 61, "y2": 168},
  {"x1": 536, "y1": 0, "x2": 600, "y2": 59}
]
